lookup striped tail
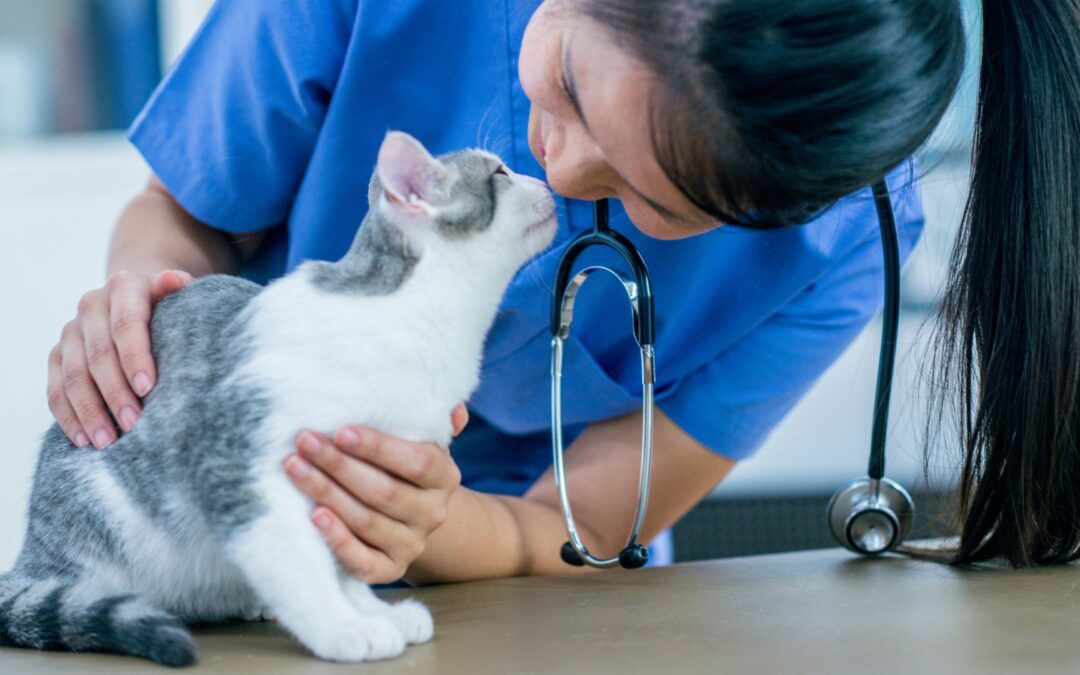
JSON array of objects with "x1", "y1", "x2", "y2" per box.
[{"x1": 0, "y1": 573, "x2": 196, "y2": 667}]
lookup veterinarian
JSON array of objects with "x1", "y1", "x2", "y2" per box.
[{"x1": 47, "y1": 0, "x2": 1080, "y2": 581}]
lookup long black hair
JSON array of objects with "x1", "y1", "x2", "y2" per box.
[
  {"x1": 582, "y1": 0, "x2": 1080, "y2": 566},
  {"x1": 929, "y1": 0, "x2": 1080, "y2": 566}
]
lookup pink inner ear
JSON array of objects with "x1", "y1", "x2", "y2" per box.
[{"x1": 377, "y1": 133, "x2": 444, "y2": 206}]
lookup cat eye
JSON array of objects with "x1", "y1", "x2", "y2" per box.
[{"x1": 493, "y1": 164, "x2": 510, "y2": 176}]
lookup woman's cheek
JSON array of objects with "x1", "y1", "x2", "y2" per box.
[{"x1": 621, "y1": 198, "x2": 720, "y2": 240}]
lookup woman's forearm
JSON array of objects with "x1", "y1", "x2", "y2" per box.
[
  {"x1": 106, "y1": 178, "x2": 241, "y2": 279},
  {"x1": 404, "y1": 487, "x2": 600, "y2": 585}
]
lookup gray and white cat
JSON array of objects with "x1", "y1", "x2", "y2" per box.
[{"x1": 0, "y1": 132, "x2": 557, "y2": 666}]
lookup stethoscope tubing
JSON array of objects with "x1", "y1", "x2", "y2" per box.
[
  {"x1": 552, "y1": 179, "x2": 906, "y2": 566},
  {"x1": 868, "y1": 180, "x2": 900, "y2": 481}
]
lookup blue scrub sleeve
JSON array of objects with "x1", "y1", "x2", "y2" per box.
[
  {"x1": 128, "y1": 0, "x2": 357, "y2": 232},
  {"x1": 659, "y1": 226, "x2": 910, "y2": 462}
]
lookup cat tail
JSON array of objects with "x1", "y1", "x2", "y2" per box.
[{"x1": 0, "y1": 572, "x2": 196, "y2": 667}]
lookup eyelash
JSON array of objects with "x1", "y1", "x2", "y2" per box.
[{"x1": 558, "y1": 72, "x2": 578, "y2": 117}]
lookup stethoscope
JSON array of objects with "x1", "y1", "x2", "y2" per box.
[{"x1": 551, "y1": 180, "x2": 914, "y2": 569}]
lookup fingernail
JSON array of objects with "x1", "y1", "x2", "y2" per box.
[
  {"x1": 133, "y1": 372, "x2": 152, "y2": 397},
  {"x1": 313, "y1": 511, "x2": 331, "y2": 530},
  {"x1": 93, "y1": 428, "x2": 114, "y2": 449},
  {"x1": 74, "y1": 432, "x2": 90, "y2": 448},
  {"x1": 285, "y1": 456, "x2": 310, "y2": 480},
  {"x1": 338, "y1": 427, "x2": 360, "y2": 448},
  {"x1": 298, "y1": 432, "x2": 321, "y2": 456},
  {"x1": 119, "y1": 406, "x2": 139, "y2": 431}
]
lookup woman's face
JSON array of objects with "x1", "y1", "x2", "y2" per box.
[{"x1": 519, "y1": 1, "x2": 718, "y2": 239}]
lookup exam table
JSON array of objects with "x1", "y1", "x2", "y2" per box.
[{"x1": 2, "y1": 547, "x2": 1078, "y2": 674}]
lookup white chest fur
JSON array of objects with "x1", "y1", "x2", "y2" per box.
[{"x1": 230, "y1": 258, "x2": 502, "y2": 454}]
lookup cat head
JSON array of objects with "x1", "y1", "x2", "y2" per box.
[{"x1": 368, "y1": 132, "x2": 557, "y2": 269}]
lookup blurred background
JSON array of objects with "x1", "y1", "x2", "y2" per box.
[{"x1": 0, "y1": 0, "x2": 980, "y2": 569}]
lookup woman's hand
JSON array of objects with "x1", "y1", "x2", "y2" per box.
[
  {"x1": 284, "y1": 405, "x2": 468, "y2": 584},
  {"x1": 46, "y1": 269, "x2": 193, "y2": 449}
]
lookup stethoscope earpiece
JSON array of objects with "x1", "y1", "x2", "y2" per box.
[
  {"x1": 560, "y1": 542, "x2": 585, "y2": 566},
  {"x1": 560, "y1": 541, "x2": 649, "y2": 569},
  {"x1": 618, "y1": 543, "x2": 649, "y2": 569}
]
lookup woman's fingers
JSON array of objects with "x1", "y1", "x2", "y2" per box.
[
  {"x1": 59, "y1": 319, "x2": 116, "y2": 449},
  {"x1": 284, "y1": 452, "x2": 421, "y2": 582},
  {"x1": 286, "y1": 421, "x2": 463, "y2": 579},
  {"x1": 307, "y1": 507, "x2": 404, "y2": 584},
  {"x1": 107, "y1": 271, "x2": 158, "y2": 397},
  {"x1": 47, "y1": 269, "x2": 191, "y2": 448},
  {"x1": 333, "y1": 425, "x2": 460, "y2": 492},
  {"x1": 46, "y1": 344, "x2": 90, "y2": 447},
  {"x1": 151, "y1": 269, "x2": 193, "y2": 303},
  {"x1": 295, "y1": 432, "x2": 443, "y2": 531},
  {"x1": 82, "y1": 282, "x2": 144, "y2": 433},
  {"x1": 451, "y1": 403, "x2": 469, "y2": 437}
]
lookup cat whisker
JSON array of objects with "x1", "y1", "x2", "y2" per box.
[{"x1": 476, "y1": 102, "x2": 501, "y2": 153}]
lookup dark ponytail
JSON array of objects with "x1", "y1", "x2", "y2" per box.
[{"x1": 929, "y1": 0, "x2": 1080, "y2": 566}]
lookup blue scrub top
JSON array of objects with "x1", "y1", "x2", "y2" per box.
[{"x1": 129, "y1": 0, "x2": 924, "y2": 499}]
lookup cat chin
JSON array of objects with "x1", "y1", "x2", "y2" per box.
[
  {"x1": 523, "y1": 216, "x2": 555, "y2": 238},
  {"x1": 522, "y1": 216, "x2": 557, "y2": 251},
  {"x1": 513, "y1": 230, "x2": 556, "y2": 264}
]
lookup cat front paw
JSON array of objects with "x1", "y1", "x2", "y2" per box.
[
  {"x1": 387, "y1": 599, "x2": 433, "y2": 645},
  {"x1": 308, "y1": 615, "x2": 406, "y2": 662}
]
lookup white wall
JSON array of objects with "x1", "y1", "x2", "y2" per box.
[{"x1": 158, "y1": 0, "x2": 215, "y2": 69}]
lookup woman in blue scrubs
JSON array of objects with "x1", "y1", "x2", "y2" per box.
[{"x1": 46, "y1": 0, "x2": 1080, "y2": 577}]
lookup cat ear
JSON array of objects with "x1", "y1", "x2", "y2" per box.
[{"x1": 376, "y1": 132, "x2": 448, "y2": 217}]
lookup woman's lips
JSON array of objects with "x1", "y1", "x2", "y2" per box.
[{"x1": 539, "y1": 127, "x2": 547, "y2": 159}]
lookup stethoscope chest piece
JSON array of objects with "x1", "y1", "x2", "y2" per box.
[{"x1": 827, "y1": 477, "x2": 914, "y2": 555}]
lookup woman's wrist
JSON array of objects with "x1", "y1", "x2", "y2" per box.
[
  {"x1": 403, "y1": 485, "x2": 597, "y2": 585},
  {"x1": 404, "y1": 486, "x2": 524, "y2": 585}
]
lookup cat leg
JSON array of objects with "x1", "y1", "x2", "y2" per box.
[
  {"x1": 339, "y1": 573, "x2": 433, "y2": 645},
  {"x1": 225, "y1": 496, "x2": 406, "y2": 662}
]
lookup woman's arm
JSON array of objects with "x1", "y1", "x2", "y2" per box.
[
  {"x1": 107, "y1": 176, "x2": 255, "y2": 277},
  {"x1": 288, "y1": 406, "x2": 736, "y2": 585}
]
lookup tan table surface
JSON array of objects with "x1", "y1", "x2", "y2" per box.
[{"x1": 3, "y1": 547, "x2": 1079, "y2": 674}]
